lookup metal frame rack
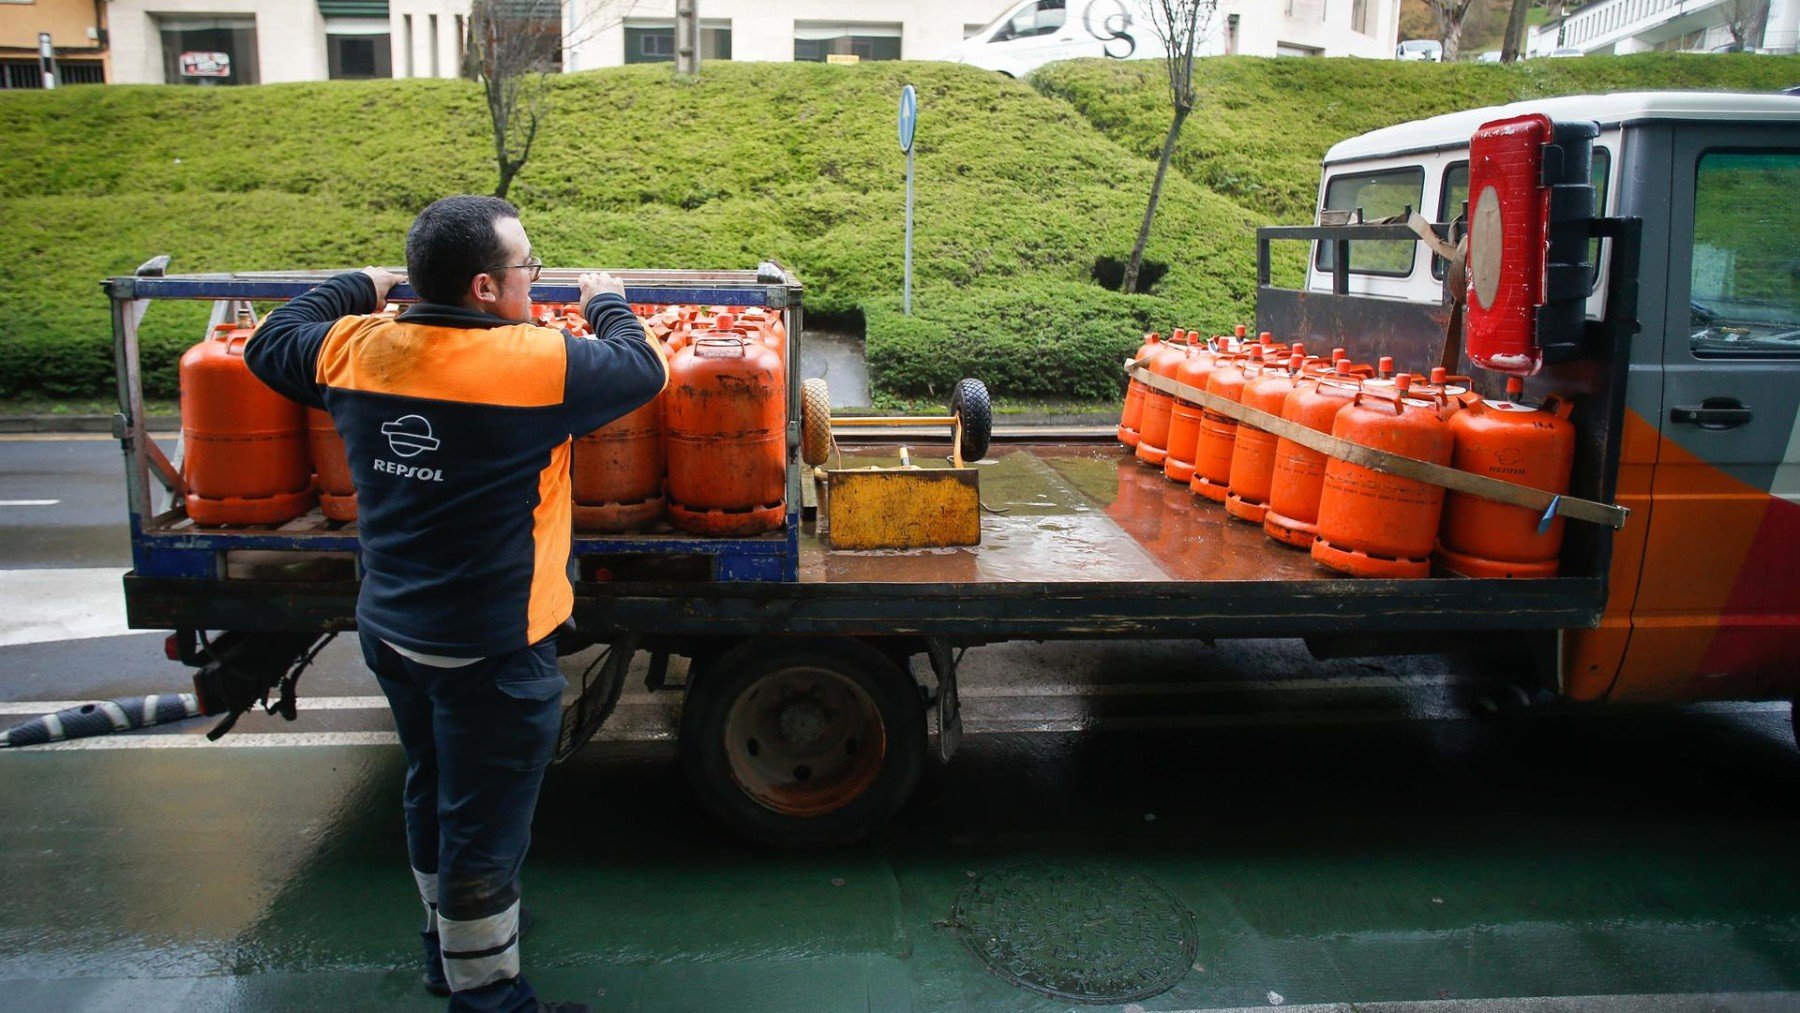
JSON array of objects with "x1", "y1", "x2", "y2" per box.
[{"x1": 106, "y1": 259, "x2": 807, "y2": 585}]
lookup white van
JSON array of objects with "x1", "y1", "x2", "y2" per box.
[
  {"x1": 944, "y1": 0, "x2": 1172, "y2": 78},
  {"x1": 1396, "y1": 38, "x2": 1443, "y2": 61}
]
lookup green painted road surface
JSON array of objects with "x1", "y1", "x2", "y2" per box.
[{"x1": 3, "y1": 700, "x2": 1799, "y2": 1012}]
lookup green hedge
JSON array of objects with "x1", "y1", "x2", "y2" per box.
[
  {"x1": 0, "y1": 62, "x2": 1263, "y2": 399},
  {"x1": 6, "y1": 55, "x2": 1799, "y2": 401},
  {"x1": 865, "y1": 280, "x2": 1211, "y2": 402}
]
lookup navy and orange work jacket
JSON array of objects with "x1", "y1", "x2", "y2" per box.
[{"x1": 246, "y1": 271, "x2": 668, "y2": 658}]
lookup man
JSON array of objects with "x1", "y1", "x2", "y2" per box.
[{"x1": 247, "y1": 195, "x2": 667, "y2": 1013}]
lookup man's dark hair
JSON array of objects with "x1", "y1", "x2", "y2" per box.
[{"x1": 404, "y1": 195, "x2": 520, "y2": 305}]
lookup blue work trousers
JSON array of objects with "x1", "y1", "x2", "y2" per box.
[{"x1": 363, "y1": 631, "x2": 566, "y2": 1013}]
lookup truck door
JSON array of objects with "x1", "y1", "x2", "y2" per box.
[{"x1": 1617, "y1": 125, "x2": 1800, "y2": 702}]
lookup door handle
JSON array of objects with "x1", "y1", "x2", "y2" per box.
[{"x1": 1670, "y1": 397, "x2": 1753, "y2": 430}]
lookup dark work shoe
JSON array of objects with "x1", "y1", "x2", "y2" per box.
[{"x1": 420, "y1": 931, "x2": 450, "y2": 997}]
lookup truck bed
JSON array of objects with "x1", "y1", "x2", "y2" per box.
[{"x1": 124, "y1": 439, "x2": 1607, "y2": 641}]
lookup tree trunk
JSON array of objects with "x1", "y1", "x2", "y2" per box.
[
  {"x1": 1441, "y1": 17, "x2": 1464, "y2": 62},
  {"x1": 495, "y1": 159, "x2": 518, "y2": 200},
  {"x1": 1501, "y1": 0, "x2": 1532, "y2": 62},
  {"x1": 1123, "y1": 107, "x2": 1190, "y2": 295}
]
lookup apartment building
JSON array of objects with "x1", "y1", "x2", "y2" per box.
[
  {"x1": 103, "y1": 0, "x2": 1401, "y2": 86},
  {"x1": 1531, "y1": 0, "x2": 1800, "y2": 56},
  {"x1": 1, "y1": 0, "x2": 110, "y2": 88}
]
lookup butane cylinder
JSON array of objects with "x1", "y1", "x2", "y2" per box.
[
  {"x1": 1435, "y1": 377, "x2": 1576, "y2": 578},
  {"x1": 306, "y1": 408, "x2": 357, "y2": 522},
  {"x1": 1161, "y1": 338, "x2": 1219, "y2": 484},
  {"x1": 1134, "y1": 332, "x2": 1192, "y2": 467},
  {"x1": 1118, "y1": 331, "x2": 1164, "y2": 448},
  {"x1": 664, "y1": 335, "x2": 786, "y2": 537},
  {"x1": 1263, "y1": 359, "x2": 1368, "y2": 549},
  {"x1": 1189, "y1": 352, "x2": 1255, "y2": 503},
  {"x1": 1225, "y1": 350, "x2": 1305, "y2": 524},
  {"x1": 1312, "y1": 376, "x2": 1455, "y2": 578},
  {"x1": 573, "y1": 397, "x2": 666, "y2": 533},
  {"x1": 180, "y1": 318, "x2": 315, "y2": 526}
]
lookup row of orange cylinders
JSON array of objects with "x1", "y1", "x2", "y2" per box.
[
  {"x1": 181, "y1": 303, "x2": 788, "y2": 538},
  {"x1": 1116, "y1": 328, "x2": 1576, "y2": 579},
  {"x1": 574, "y1": 303, "x2": 788, "y2": 537}
]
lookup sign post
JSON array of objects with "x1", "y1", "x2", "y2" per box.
[
  {"x1": 898, "y1": 84, "x2": 917, "y2": 315},
  {"x1": 38, "y1": 33, "x2": 55, "y2": 90}
]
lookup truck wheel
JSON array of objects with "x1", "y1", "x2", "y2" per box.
[
  {"x1": 950, "y1": 378, "x2": 992, "y2": 462},
  {"x1": 679, "y1": 637, "x2": 925, "y2": 848}
]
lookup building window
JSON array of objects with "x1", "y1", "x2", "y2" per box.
[
  {"x1": 1352, "y1": 0, "x2": 1375, "y2": 36},
  {"x1": 429, "y1": 14, "x2": 440, "y2": 75},
  {"x1": 623, "y1": 20, "x2": 731, "y2": 64},
  {"x1": 403, "y1": 14, "x2": 414, "y2": 76},
  {"x1": 1275, "y1": 42, "x2": 1323, "y2": 57},
  {"x1": 0, "y1": 60, "x2": 107, "y2": 89},
  {"x1": 158, "y1": 16, "x2": 260, "y2": 85},
  {"x1": 794, "y1": 22, "x2": 902, "y2": 62},
  {"x1": 326, "y1": 18, "x2": 392, "y2": 79}
]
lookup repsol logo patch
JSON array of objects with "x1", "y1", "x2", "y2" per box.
[{"x1": 374, "y1": 459, "x2": 445, "y2": 482}]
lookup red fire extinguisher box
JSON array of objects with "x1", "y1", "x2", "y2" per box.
[{"x1": 1463, "y1": 114, "x2": 1600, "y2": 375}]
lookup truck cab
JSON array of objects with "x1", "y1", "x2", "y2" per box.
[{"x1": 1306, "y1": 92, "x2": 1800, "y2": 705}]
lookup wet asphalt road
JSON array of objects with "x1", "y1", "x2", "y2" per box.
[{"x1": 2, "y1": 436, "x2": 1798, "y2": 1012}]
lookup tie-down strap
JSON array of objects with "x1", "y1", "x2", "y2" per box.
[{"x1": 1125, "y1": 360, "x2": 1630, "y2": 530}]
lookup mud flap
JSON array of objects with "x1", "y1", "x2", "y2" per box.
[
  {"x1": 555, "y1": 635, "x2": 637, "y2": 763},
  {"x1": 925, "y1": 637, "x2": 962, "y2": 763}
]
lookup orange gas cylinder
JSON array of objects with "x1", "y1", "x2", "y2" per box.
[
  {"x1": 1435, "y1": 377, "x2": 1576, "y2": 578},
  {"x1": 573, "y1": 396, "x2": 666, "y2": 533},
  {"x1": 306, "y1": 408, "x2": 357, "y2": 522},
  {"x1": 1161, "y1": 337, "x2": 1220, "y2": 484},
  {"x1": 180, "y1": 317, "x2": 315, "y2": 526},
  {"x1": 1264, "y1": 358, "x2": 1371, "y2": 549},
  {"x1": 1312, "y1": 377, "x2": 1455, "y2": 578},
  {"x1": 664, "y1": 334, "x2": 786, "y2": 536},
  {"x1": 1225, "y1": 351, "x2": 1306, "y2": 524},
  {"x1": 1413, "y1": 367, "x2": 1481, "y2": 412},
  {"x1": 1118, "y1": 331, "x2": 1165, "y2": 448},
  {"x1": 1133, "y1": 333, "x2": 1193, "y2": 467},
  {"x1": 1188, "y1": 350, "x2": 1260, "y2": 503},
  {"x1": 1188, "y1": 352, "x2": 1256, "y2": 502}
]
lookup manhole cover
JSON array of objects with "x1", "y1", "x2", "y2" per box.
[{"x1": 952, "y1": 860, "x2": 1197, "y2": 1004}]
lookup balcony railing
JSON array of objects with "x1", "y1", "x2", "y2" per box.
[{"x1": 1561, "y1": 0, "x2": 1726, "y2": 48}]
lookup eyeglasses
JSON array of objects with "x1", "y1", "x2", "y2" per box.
[{"x1": 494, "y1": 256, "x2": 543, "y2": 283}]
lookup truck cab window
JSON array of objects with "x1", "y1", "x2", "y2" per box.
[
  {"x1": 1316, "y1": 167, "x2": 1423, "y2": 277},
  {"x1": 1432, "y1": 149, "x2": 1610, "y2": 283},
  {"x1": 1690, "y1": 151, "x2": 1800, "y2": 357}
]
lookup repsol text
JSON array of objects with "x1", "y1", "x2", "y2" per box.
[{"x1": 373, "y1": 459, "x2": 445, "y2": 482}]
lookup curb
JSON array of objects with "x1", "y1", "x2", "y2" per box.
[{"x1": 0, "y1": 414, "x2": 178, "y2": 435}]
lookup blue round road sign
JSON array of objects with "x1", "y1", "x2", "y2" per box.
[{"x1": 898, "y1": 85, "x2": 917, "y2": 153}]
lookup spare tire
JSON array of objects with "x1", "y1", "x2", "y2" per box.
[
  {"x1": 950, "y1": 378, "x2": 992, "y2": 463},
  {"x1": 801, "y1": 377, "x2": 833, "y2": 466}
]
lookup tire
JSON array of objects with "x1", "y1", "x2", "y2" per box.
[
  {"x1": 801, "y1": 377, "x2": 833, "y2": 466},
  {"x1": 950, "y1": 378, "x2": 992, "y2": 463},
  {"x1": 679, "y1": 637, "x2": 926, "y2": 848}
]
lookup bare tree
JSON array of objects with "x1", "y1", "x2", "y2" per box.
[
  {"x1": 1721, "y1": 0, "x2": 1771, "y2": 51},
  {"x1": 1121, "y1": 0, "x2": 1219, "y2": 295},
  {"x1": 1500, "y1": 0, "x2": 1532, "y2": 62},
  {"x1": 469, "y1": 0, "x2": 635, "y2": 199},
  {"x1": 1423, "y1": 0, "x2": 1479, "y2": 61}
]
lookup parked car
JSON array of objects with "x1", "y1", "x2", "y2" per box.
[
  {"x1": 943, "y1": 0, "x2": 1172, "y2": 78},
  {"x1": 1477, "y1": 50, "x2": 1504, "y2": 63},
  {"x1": 1397, "y1": 39, "x2": 1444, "y2": 62}
]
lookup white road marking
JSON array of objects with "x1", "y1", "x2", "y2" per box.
[
  {"x1": 0, "y1": 499, "x2": 60, "y2": 506},
  {"x1": 0, "y1": 568, "x2": 131, "y2": 647},
  {"x1": 11, "y1": 731, "x2": 402, "y2": 751},
  {"x1": 0, "y1": 695, "x2": 394, "y2": 715}
]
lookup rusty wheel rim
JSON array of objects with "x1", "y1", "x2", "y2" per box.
[{"x1": 722, "y1": 665, "x2": 888, "y2": 818}]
